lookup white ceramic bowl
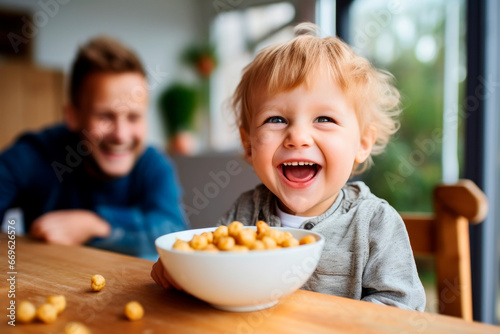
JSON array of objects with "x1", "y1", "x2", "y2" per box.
[{"x1": 155, "y1": 226, "x2": 325, "y2": 312}]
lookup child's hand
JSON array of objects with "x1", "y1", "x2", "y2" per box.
[{"x1": 150, "y1": 260, "x2": 184, "y2": 291}]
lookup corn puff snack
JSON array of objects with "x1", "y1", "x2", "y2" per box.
[{"x1": 173, "y1": 221, "x2": 316, "y2": 252}]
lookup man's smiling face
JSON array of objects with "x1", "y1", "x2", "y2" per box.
[{"x1": 69, "y1": 72, "x2": 148, "y2": 178}]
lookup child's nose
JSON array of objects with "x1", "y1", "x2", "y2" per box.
[{"x1": 284, "y1": 125, "x2": 313, "y2": 149}]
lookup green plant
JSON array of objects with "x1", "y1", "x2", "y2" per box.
[{"x1": 158, "y1": 83, "x2": 199, "y2": 138}]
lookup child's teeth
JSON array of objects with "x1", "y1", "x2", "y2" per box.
[{"x1": 283, "y1": 162, "x2": 315, "y2": 166}]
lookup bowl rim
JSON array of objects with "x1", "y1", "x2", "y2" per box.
[{"x1": 155, "y1": 226, "x2": 325, "y2": 257}]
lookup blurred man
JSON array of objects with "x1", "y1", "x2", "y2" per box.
[{"x1": 0, "y1": 36, "x2": 187, "y2": 258}]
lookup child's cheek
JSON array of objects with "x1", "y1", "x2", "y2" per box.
[{"x1": 253, "y1": 131, "x2": 274, "y2": 147}]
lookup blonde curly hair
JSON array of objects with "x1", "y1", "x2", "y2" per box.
[{"x1": 232, "y1": 23, "x2": 401, "y2": 174}]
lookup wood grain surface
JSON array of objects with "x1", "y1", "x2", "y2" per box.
[{"x1": 1, "y1": 234, "x2": 499, "y2": 334}]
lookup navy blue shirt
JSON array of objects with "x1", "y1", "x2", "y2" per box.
[{"x1": 0, "y1": 124, "x2": 187, "y2": 258}]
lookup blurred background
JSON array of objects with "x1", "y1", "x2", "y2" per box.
[{"x1": 0, "y1": 0, "x2": 498, "y2": 324}]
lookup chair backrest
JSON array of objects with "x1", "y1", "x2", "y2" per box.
[{"x1": 401, "y1": 179, "x2": 488, "y2": 320}]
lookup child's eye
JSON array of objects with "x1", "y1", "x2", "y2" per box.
[
  {"x1": 315, "y1": 116, "x2": 336, "y2": 123},
  {"x1": 264, "y1": 116, "x2": 286, "y2": 124}
]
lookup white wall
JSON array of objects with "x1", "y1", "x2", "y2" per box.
[{"x1": 0, "y1": 0, "x2": 205, "y2": 149}]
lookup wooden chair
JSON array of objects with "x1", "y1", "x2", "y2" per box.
[{"x1": 401, "y1": 179, "x2": 488, "y2": 320}]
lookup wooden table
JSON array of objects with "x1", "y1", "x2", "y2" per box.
[{"x1": 1, "y1": 234, "x2": 499, "y2": 334}]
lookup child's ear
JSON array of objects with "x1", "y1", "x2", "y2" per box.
[
  {"x1": 63, "y1": 104, "x2": 80, "y2": 132},
  {"x1": 355, "y1": 124, "x2": 376, "y2": 164},
  {"x1": 239, "y1": 127, "x2": 253, "y2": 164}
]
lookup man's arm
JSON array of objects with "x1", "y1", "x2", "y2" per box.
[
  {"x1": 30, "y1": 210, "x2": 111, "y2": 245},
  {"x1": 0, "y1": 136, "x2": 111, "y2": 244},
  {"x1": 0, "y1": 164, "x2": 15, "y2": 221},
  {"x1": 2, "y1": 141, "x2": 187, "y2": 258},
  {"x1": 0, "y1": 145, "x2": 27, "y2": 223}
]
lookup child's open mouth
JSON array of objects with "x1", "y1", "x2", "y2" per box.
[{"x1": 281, "y1": 162, "x2": 320, "y2": 183}]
